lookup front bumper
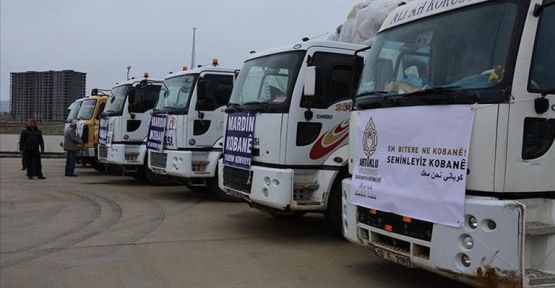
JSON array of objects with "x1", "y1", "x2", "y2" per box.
[
  {"x1": 148, "y1": 149, "x2": 220, "y2": 178},
  {"x1": 98, "y1": 143, "x2": 146, "y2": 166},
  {"x1": 218, "y1": 159, "x2": 332, "y2": 211},
  {"x1": 342, "y1": 178, "x2": 525, "y2": 288}
]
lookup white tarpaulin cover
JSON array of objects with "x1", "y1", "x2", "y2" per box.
[
  {"x1": 330, "y1": 0, "x2": 414, "y2": 45},
  {"x1": 350, "y1": 105, "x2": 474, "y2": 227}
]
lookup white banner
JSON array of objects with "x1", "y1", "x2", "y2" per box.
[
  {"x1": 351, "y1": 105, "x2": 474, "y2": 227},
  {"x1": 165, "y1": 115, "x2": 178, "y2": 150},
  {"x1": 76, "y1": 122, "x2": 84, "y2": 138}
]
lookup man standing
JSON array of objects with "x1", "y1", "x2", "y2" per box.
[
  {"x1": 64, "y1": 121, "x2": 82, "y2": 177},
  {"x1": 20, "y1": 119, "x2": 46, "y2": 179},
  {"x1": 18, "y1": 121, "x2": 29, "y2": 171}
]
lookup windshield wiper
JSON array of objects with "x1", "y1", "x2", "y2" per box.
[
  {"x1": 356, "y1": 91, "x2": 389, "y2": 98},
  {"x1": 242, "y1": 101, "x2": 269, "y2": 105},
  {"x1": 403, "y1": 86, "x2": 479, "y2": 103},
  {"x1": 225, "y1": 101, "x2": 270, "y2": 113},
  {"x1": 541, "y1": 89, "x2": 555, "y2": 96},
  {"x1": 225, "y1": 103, "x2": 241, "y2": 113}
]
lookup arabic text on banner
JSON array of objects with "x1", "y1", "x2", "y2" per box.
[
  {"x1": 351, "y1": 105, "x2": 474, "y2": 227},
  {"x1": 223, "y1": 113, "x2": 256, "y2": 170},
  {"x1": 147, "y1": 115, "x2": 167, "y2": 151}
]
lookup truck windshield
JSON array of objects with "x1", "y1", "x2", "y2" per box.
[
  {"x1": 66, "y1": 101, "x2": 82, "y2": 123},
  {"x1": 229, "y1": 51, "x2": 305, "y2": 105},
  {"x1": 154, "y1": 74, "x2": 197, "y2": 113},
  {"x1": 77, "y1": 99, "x2": 97, "y2": 120},
  {"x1": 104, "y1": 84, "x2": 130, "y2": 116},
  {"x1": 357, "y1": 1, "x2": 519, "y2": 99}
]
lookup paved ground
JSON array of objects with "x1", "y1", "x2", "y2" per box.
[{"x1": 0, "y1": 158, "x2": 467, "y2": 288}]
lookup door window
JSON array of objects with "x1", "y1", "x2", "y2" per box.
[
  {"x1": 528, "y1": 4, "x2": 555, "y2": 93},
  {"x1": 196, "y1": 74, "x2": 233, "y2": 111},
  {"x1": 302, "y1": 52, "x2": 356, "y2": 109}
]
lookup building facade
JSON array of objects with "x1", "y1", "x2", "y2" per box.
[{"x1": 10, "y1": 70, "x2": 86, "y2": 122}]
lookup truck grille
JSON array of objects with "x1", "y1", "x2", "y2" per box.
[
  {"x1": 98, "y1": 146, "x2": 107, "y2": 159},
  {"x1": 358, "y1": 207, "x2": 433, "y2": 242},
  {"x1": 223, "y1": 165, "x2": 252, "y2": 193},
  {"x1": 150, "y1": 152, "x2": 167, "y2": 168}
]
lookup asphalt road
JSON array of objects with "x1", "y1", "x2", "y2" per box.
[{"x1": 0, "y1": 158, "x2": 467, "y2": 288}]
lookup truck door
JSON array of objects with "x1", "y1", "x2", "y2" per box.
[
  {"x1": 505, "y1": 5, "x2": 555, "y2": 192},
  {"x1": 188, "y1": 73, "x2": 233, "y2": 148},
  {"x1": 286, "y1": 51, "x2": 358, "y2": 165}
]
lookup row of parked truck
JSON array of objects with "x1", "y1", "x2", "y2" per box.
[{"x1": 64, "y1": 0, "x2": 554, "y2": 286}]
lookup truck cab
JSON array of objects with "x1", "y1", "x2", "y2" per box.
[
  {"x1": 75, "y1": 89, "x2": 108, "y2": 168},
  {"x1": 147, "y1": 63, "x2": 237, "y2": 200},
  {"x1": 219, "y1": 40, "x2": 364, "y2": 231},
  {"x1": 97, "y1": 75, "x2": 162, "y2": 183},
  {"x1": 342, "y1": 0, "x2": 554, "y2": 287}
]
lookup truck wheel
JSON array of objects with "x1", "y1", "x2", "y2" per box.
[
  {"x1": 267, "y1": 209, "x2": 306, "y2": 219},
  {"x1": 144, "y1": 165, "x2": 164, "y2": 186},
  {"x1": 92, "y1": 161, "x2": 105, "y2": 172},
  {"x1": 207, "y1": 170, "x2": 243, "y2": 202},
  {"x1": 325, "y1": 175, "x2": 344, "y2": 236}
]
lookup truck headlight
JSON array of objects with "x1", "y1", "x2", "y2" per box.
[
  {"x1": 467, "y1": 215, "x2": 478, "y2": 229},
  {"x1": 461, "y1": 254, "x2": 471, "y2": 267},
  {"x1": 264, "y1": 177, "x2": 271, "y2": 186},
  {"x1": 461, "y1": 234, "x2": 474, "y2": 249}
]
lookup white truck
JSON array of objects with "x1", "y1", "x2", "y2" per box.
[
  {"x1": 146, "y1": 62, "x2": 239, "y2": 201},
  {"x1": 97, "y1": 74, "x2": 164, "y2": 184},
  {"x1": 342, "y1": 0, "x2": 554, "y2": 287},
  {"x1": 218, "y1": 40, "x2": 366, "y2": 233}
]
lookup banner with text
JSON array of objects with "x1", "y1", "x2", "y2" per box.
[
  {"x1": 223, "y1": 112, "x2": 256, "y2": 170},
  {"x1": 98, "y1": 116, "x2": 109, "y2": 146},
  {"x1": 351, "y1": 105, "x2": 474, "y2": 227},
  {"x1": 147, "y1": 115, "x2": 167, "y2": 151}
]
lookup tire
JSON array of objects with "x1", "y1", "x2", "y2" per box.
[
  {"x1": 205, "y1": 162, "x2": 243, "y2": 202},
  {"x1": 209, "y1": 179, "x2": 243, "y2": 202},
  {"x1": 144, "y1": 165, "x2": 164, "y2": 185},
  {"x1": 92, "y1": 161, "x2": 105, "y2": 172},
  {"x1": 267, "y1": 209, "x2": 306, "y2": 219},
  {"x1": 325, "y1": 173, "x2": 345, "y2": 237}
]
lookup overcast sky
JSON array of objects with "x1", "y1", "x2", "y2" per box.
[{"x1": 1, "y1": 0, "x2": 360, "y2": 101}]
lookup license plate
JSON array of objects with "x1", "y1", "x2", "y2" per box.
[{"x1": 373, "y1": 247, "x2": 414, "y2": 268}]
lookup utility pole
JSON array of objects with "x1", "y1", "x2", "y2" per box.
[{"x1": 191, "y1": 27, "x2": 197, "y2": 68}]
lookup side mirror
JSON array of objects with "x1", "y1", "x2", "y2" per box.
[
  {"x1": 196, "y1": 98, "x2": 215, "y2": 111},
  {"x1": 197, "y1": 79, "x2": 206, "y2": 99},
  {"x1": 128, "y1": 89, "x2": 136, "y2": 105},
  {"x1": 304, "y1": 66, "x2": 317, "y2": 97},
  {"x1": 353, "y1": 56, "x2": 365, "y2": 89}
]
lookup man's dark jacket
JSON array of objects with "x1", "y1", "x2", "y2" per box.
[{"x1": 20, "y1": 128, "x2": 45, "y2": 151}]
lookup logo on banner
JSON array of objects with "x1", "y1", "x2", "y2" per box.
[
  {"x1": 147, "y1": 115, "x2": 167, "y2": 151},
  {"x1": 363, "y1": 117, "x2": 378, "y2": 157},
  {"x1": 223, "y1": 113, "x2": 256, "y2": 170},
  {"x1": 309, "y1": 120, "x2": 349, "y2": 160}
]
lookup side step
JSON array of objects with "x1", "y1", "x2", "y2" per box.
[
  {"x1": 527, "y1": 269, "x2": 555, "y2": 287},
  {"x1": 526, "y1": 222, "x2": 555, "y2": 236}
]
